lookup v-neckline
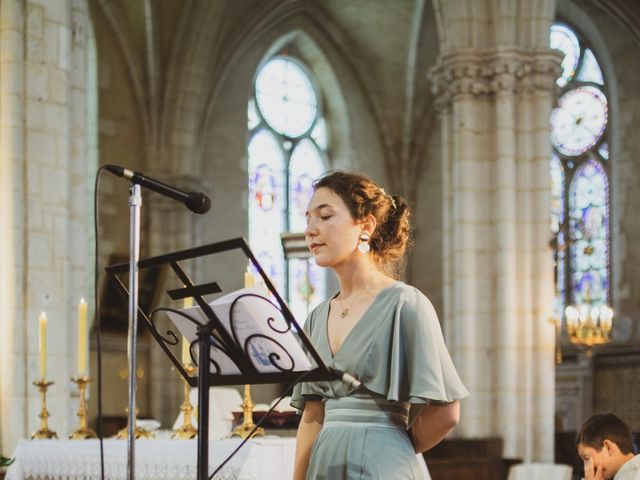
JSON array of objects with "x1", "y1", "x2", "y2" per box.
[{"x1": 325, "y1": 282, "x2": 398, "y2": 359}]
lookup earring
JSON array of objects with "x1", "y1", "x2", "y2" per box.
[{"x1": 358, "y1": 233, "x2": 370, "y2": 254}]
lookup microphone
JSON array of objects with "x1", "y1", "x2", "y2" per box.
[
  {"x1": 105, "y1": 165, "x2": 211, "y2": 214},
  {"x1": 330, "y1": 368, "x2": 362, "y2": 390}
]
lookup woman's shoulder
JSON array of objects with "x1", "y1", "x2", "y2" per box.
[
  {"x1": 390, "y1": 282, "x2": 439, "y2": 324},
  {"x1": 390, "y1": 281, "x2": 434, "y2": 305}
]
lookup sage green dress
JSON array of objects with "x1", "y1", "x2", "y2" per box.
[{"x1": 291, "y1": 281, "x2": 469, "y2": 480}]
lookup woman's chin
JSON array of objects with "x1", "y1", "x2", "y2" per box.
[{"x1": 311, "y1": 255, "x2": 332, "y2": 268}]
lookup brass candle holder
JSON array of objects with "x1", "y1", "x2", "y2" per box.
[
  {"x1": 31, "y1": 380, "x2": 58, "y2": 439},
  {"x1": 172, "y1": 363, "x2": 198, "y2": 439},
  {"x1": 232, "y1": 384, "x2": 264, "y2": 439},
  {"x1": 116, "y1": 367, "x2": 154, "y2": 439},
  {"x1": 116, "y1": 407, "x2": 156, "y2": 439},
  {"x1": 69, "y1": 377, "x2": 97, "y2": 439}
]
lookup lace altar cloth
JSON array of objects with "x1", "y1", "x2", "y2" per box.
[{"x1": 6, "y1": 436, "x2": 295, "y2": 480}]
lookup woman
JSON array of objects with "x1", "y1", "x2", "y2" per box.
[{"x1": 291, "y1": 171, "x2": 469, "y2": 480}]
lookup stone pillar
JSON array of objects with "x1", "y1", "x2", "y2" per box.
[
  {"x1": 430, "y1": 0, "x2": 561, "y2": 462},
  {"x1": 0, "y1": 0, "x2": 27, "y2": 455},
  {"x1": 146, "y1": 175, "x2": 203, "y2": 427},
  {"x1": 0, "y1": 0, "x2": 92, "y2": 454}
]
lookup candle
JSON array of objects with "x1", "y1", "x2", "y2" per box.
[
  {"x1": 183, "y1": 296, "x2": 193, "y2": 309},
  {"x1": 244, "y1": 269, "x2": 255, "y2": 288},
  {"x1": 181, "y1": 295, "x2": 193, "y2": 365},
  {"x1": 38, "y1": 311, "x2": 48, "y2": 380},
  {"x1": 181, "y1": 336, "x2": 191, "y2": 365},
  {"x1": 78, "y1": 298, "x2": 88, "y2": 376}
]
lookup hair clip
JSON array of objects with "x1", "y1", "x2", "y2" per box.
[{"x1": 380, "y1": 187, "x2": 396, "y2": 209}]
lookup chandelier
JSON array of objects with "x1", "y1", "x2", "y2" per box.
[{"x1": 564, "y1": 302, "x2": 613, "y2": 356}]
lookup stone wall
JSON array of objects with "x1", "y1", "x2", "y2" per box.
[{"x1": 0, "y1": 0, "x2": 92, "y2": 454}]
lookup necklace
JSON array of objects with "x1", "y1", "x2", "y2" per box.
[{"x1": 337, "y1": 287, "x2": 367, "y2": 318}]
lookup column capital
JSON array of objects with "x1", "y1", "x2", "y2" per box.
[{"x1": 429, "y1": 48, "x2": 563, "y2": 110}]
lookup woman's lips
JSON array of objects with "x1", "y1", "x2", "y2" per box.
[{"x1": 309, "y1": 243, "x2": 324, "y2": 251}]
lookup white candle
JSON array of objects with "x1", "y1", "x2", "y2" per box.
[
  {"x1": 181, "y1": 295, "x2": 193, "y2": 365},
  {"x1": 244, "y1": 269, "x2": 255, "y2": 288},
  {"x1": 181, "y1": 336, "x2": 191, "y2": 365},
  {"x1": 78, "y1": 298, "x2": 88, "y2": 376},
  {"x1": 38, "y1": 311, "x2": 48, "y2": 380}
]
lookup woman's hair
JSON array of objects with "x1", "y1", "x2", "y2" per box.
[
  {"x1": 313, "y1": 170, "x2": 411, "y2": 278},
  {"x1": 577, "y1": 413, "x2": 634, "y2": 454}
]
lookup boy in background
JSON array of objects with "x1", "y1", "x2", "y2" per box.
[{"x1": 577, "y1": 413, "x2": 640, "y2": 480}]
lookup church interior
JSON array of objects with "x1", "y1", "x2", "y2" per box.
[{"x1": 0, "y1": 0, "x2": 639, "y2": 478}]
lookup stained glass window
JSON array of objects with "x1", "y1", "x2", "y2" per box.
[
  {"x1": 550, "y1": 23, "x2": 610, "y2": 316},
  {"x1": 248, "y1": 55, "x2": 328, "y2": 325},
  {"x1": 569, "y1": 159, "x2": 609, "y2": 306},
  {"x1": 550, "y1": 24, "x2": 580, "y2": 87}
]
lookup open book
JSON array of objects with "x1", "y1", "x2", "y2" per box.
[{"x1": 166, "y1": 285, "x2": 311, "y2": 376}]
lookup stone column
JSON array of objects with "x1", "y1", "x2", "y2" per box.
[
  {"x1": 0, "y1": 0, "x2": 27, "y2": 455},
  {"x1": 146, "y1": 175, "x2": 204, "y2": 427},
  {"x1": 430, "y1": 0, "x2": 561, "y2": 462},
  {"x1": 0, "y1": 0, "x2": 92, "y2": 454}
]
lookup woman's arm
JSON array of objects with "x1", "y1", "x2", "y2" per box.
[
  {"x1": 409, "y1": 400, "x2": 460, "y2": 454},
  {"x1": 293, "y1": 400, "x2": 325, "y2": 480}
]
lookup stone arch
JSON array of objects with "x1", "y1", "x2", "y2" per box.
[{"x1": 162, "y1": 1, "x2": 397, "y2": 183}]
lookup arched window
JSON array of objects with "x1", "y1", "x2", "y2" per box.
[
  {"x1": 248, "y1": 55, "x2": 328, "y2": 324},
  {"x1": 550, "y1": 23, "x2": 610, "y2": 317}
]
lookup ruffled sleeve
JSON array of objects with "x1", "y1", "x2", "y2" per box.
[
  {"x1": 290, "y1": 306, "x2": 325, "y2": 412},
  {"x1": 362, "y1": 285, "x2": 469, "y2": 404}
]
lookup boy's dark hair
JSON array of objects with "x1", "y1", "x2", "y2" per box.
[{"x1": 578, "y1": 413, "x2": 634, "y2": 454}]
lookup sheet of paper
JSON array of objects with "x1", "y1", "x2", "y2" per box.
[
  {"x1": 167, "y1": 307, "x2": 241, "y2": 375},
  {"x1": 167, "y1": 286, "x2": 311, "y2": 376}
]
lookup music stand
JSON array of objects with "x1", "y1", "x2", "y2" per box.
[{"x1": 105, "y1": 237, "x2": 334, "y2": 480}]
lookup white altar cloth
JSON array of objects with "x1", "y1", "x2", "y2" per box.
[{"x1": 6, "y1": 436, "x2": 295, "y2": 480}]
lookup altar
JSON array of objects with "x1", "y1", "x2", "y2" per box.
[{"x1": 5, "y1": 436, "x2": 295, "y2": 480}]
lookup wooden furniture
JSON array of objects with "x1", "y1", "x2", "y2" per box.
[{"x1": 424, "y1": 438, "x2": 521, "y2": 480}]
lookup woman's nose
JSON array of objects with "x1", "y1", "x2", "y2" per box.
[{"x1": 304, "y1": 220, "x2": 317, "y2": 237}]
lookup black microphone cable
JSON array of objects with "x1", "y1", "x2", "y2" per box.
[{"x1": 93, "y1": 165, "x2": 109, "y2": 480}]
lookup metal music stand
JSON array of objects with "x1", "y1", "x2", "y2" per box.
[{"x1": 105, "y1": 237, "x2": 334, "y2": 480}]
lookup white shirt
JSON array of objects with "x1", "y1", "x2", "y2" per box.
[{"x1": 615, "y1": 454, "x2": 640, "y2": 480}]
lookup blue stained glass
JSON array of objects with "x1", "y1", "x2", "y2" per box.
[
  {"x1": 551, "y1": 156, "x2": 565, "y2": 233},
  {"x1": 569, "y1": 158, "x2": 609, "y2": 306},
  {"x1": 255, "y1": 57, "x2": 318, "y2": 138},
  {"x1": 576, "y1": 49, "x2": 604, "y2": 85},
  {"x1": 598, "y1": 142, "x2": 609, "y2": 160},
  {"x1": 250, "y1": 55, "x2": 328, "y2": 326},
  {"x1": 287, "y1": 258, "x2": 326, "y2": 323},
  {"x1": 550, "y1": 24, "x2": 580, "y2": 87},
  {"x1": 550, "y1": 86, "x2": 608, "y2": 157},
  {"x1": 551, "y1": 156, "x2": 566, "y2": 318},
  {"x1": 248, "y1": 129, "x2": 286, "y2": 290},
  {"x1": 289, "y1": 139, "x2": 326, "y2": 232},
  {"x1": 311, "y1": 118, "x2": 328, "y2": 149}
]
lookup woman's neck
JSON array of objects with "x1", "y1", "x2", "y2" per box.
[{"x1": 333, "y1": 256, "x2": 388, "y2": 298}]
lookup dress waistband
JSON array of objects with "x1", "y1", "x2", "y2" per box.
[{"x1": 323, "y1": 395, "x2": 409, "y2": 429}]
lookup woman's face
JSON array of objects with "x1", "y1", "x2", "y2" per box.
[{"x1": 305, "y1": 187, "x2": 363, "y2": 268}]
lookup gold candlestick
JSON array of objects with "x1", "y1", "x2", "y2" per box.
[
  {"x1": 232, "y1": 384, "x2": 264, "y2": 439},
  {"x1": 69, "y1": 377, "x2": 97, "y2": 439},
  {"x1": 172, "y1": 363, "x2": 198, "y2": 439},
  {"x1": 31, "y1": 380, "x2": 58, "y2": 439},
  {"x1": 116, "y1": 407, "x2": 156, "y2": 439},
  {"x1": 116, "y1": 367, "x2": 155, "y2": 439}
]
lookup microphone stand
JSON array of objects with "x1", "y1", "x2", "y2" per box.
[{"x1": 126, "y1": 184, "x2": 141, "y2": 480}]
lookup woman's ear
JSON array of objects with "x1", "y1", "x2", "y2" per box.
[{"x1": 361, "y1": 214, "x2": 377, "y2": 237}]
